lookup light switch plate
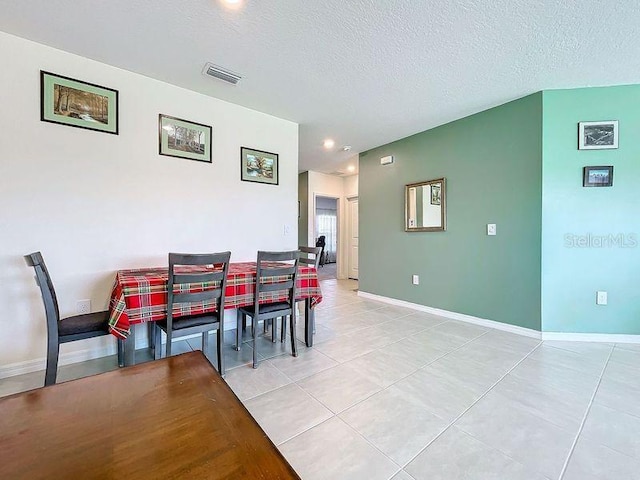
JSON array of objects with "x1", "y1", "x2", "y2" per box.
[{"x1": 487, "y1": 224, "x2": 497, "y2": 236}]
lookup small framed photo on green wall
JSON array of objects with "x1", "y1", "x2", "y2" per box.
[
  {"x1": 40, "y1": 71, "x2": 119, "y2": 134},
  {"x1": 583, "y1": 166, "x2": 613, "y2": 187}
]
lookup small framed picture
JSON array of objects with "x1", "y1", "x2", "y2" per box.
[
  {"x1": 41, "y1": 71, "x2": 119, "y2": 134},
  {"x1": 241, "y1": 147, "x2": 279, "y2": 185},
  {"x1": 583, "y1": 166, "x2": 613, "y2": 187},
  {"x1": 430, "y1": 184, "x2": 441, "y2": 205},
  {"x1": 159, "y1": 115, "x2": 212, "y2": 163},
  {"x1": 578, "y1": 121, "x2": 618, "y2": 150}
]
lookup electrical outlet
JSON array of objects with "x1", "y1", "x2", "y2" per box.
[
  {"x1": 412, "y1": 274, "x2": 419, "y2": 285},
  {"x1": 77, "y1": 299, "x2": 91, "y2": 315},
  {"x1": 596, "y1": 291, "x2": 608, "y2": 305},
  {"x1": 487, "y1": 224, "x2": 497, "y2": 236},
  {"x1": 283, "y1": 224, "x2": 291, "y2": 236}
]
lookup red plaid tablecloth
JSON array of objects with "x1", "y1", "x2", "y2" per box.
[{"x1": 108, "y1": 262, "x2": 322, "y2": 339}]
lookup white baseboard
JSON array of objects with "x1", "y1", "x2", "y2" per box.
[
  {"x1": 358, "y1": 291, "x2": 640, "y2": 344},
  {"x1": 541, "y1": 332, "x2": 640, "y2": 343},
  {"x1": 0, "y1": 321, "x2": 246, "y2": 380},
  {"x1": 0, "y1": 343, "x2": 119, "y2": 380},
  {"x1": 358, "y1": 291, "x2": 542, "y2": 339}
]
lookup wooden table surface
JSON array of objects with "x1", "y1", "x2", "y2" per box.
[{"x1": 0, "y1": 351, "x2": 301, "y2": 480}]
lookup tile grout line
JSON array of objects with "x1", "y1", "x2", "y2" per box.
[
  {"x1": 271, "y1": 323, "x2": 495, "y2": 473},
  {"x1": 557, "y1": 344, "x2": 614, "y2": 480},
  {"x1": 400, "y1": 340, "x2": 544, "y2": 470}
]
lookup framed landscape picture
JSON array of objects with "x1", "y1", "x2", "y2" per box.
[
  {"x1": 159, "y1": 115, "x2": 212, "y2": 163},
  {"x1": 583, "y1": 166, "x2": 613, "y2": 187},
  {"x1": 578, "y1": 121, "x2": 618, "y2": 150},
  {"x1": 41, "y1": 71, "x2": 119, "y2": 134},
  {"x1": 240, "y1": 147, "x2": 279, "y2": 185}
]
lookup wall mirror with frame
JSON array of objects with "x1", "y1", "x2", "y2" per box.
[{"x1": 405, "y1": 178, "x2": 446, "y2": 232}]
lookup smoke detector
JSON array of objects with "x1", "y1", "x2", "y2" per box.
[{"x1": 202, "y1": 63, "x2": 242, "y2": 85}]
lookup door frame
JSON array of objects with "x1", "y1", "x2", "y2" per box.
[
  {"x1": 346, "y1": 195, "x2": 358, "y2": 280},
  {"x1": 312, "y1": 193, "x2": 341, "y2": 277}
]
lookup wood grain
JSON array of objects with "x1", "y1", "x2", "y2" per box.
[{"x1": 0, "y1": 351, "x2": 300, "y2": 479}]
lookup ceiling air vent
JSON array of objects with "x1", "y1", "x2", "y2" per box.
[{"x1": 202, "y1": 63, "x2": 242, "y2": 85}]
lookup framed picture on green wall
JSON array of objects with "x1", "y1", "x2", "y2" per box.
[
  {"x1": 40, "y1": 71, "x2": 119, "y2": 134},
  {"x1": 583, "y1": 166, "x2": 613, "y2": 187},
  {"x1": 578, "y1": 120, "x2": 618, "y2": 150}
]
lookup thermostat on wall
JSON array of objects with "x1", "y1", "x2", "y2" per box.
[{"x1": 380, "y1": 155, "x2": 394, "y2": 165}]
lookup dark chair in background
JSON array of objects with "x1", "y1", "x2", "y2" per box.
[
  {"x1": 154, "y1": 252, "x2": 230, "y2": 375},
  {"x1": 24, "y1": 251, "x2": 124, "y2": 386},
  {"x1": 315, "y1": 236, "x2": 326, "y2": 267},
  {"x1": 236, "y1": 250, "x2": 299, "y2": 368}
]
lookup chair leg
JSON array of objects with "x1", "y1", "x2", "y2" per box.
[
  {"x1": 290, "y1": 313, "x2": 298, "y2": 357},
  {"x1": 252, "y1": 316, "x2": 259, "y2": 369},
  {"x1": 202, "y1": 331, "x2": 209, "y2": 358},
  {"x1": 147, "y1": 321, "x2": 155, "y2": 351},
  {"x1": 271, "y1": 318, "x2": 277, "y2": 343},
  {"x1": 264, "y1": 318, "x2": 268, "y2": 334},
  {"x1": 236, "y1": 312, "x2": 242, "y2": 351},
  {"x1": 45, "y1": 342, "x2": 59, "y2": 386},
  {"x1": 217, "y1": 328, "x2": 224, "y2": 376},
  {"x1": 154, "y1": 326, "x2": 162, "y2": 360},
  {"x1": 280, "y1": 316, "x2": 286, "y2": 343},
  {"x1": 117, "y1": 338, "x2": 125, "y2": 367}
]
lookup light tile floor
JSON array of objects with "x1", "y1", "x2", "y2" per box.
[{"x1": 2, "y1": 279, "x2": 640, "y2": 480}]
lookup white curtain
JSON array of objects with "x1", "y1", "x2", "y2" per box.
[{"x1": 316, "y1": 209, "x2": 337, "y2": 263}]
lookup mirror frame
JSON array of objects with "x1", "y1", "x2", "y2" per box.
[{"x1": 404, "y1": 177, "x2": 446, "y2": 232}]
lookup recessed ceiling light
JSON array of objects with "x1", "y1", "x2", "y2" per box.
[
  {"x1": 342, "y1": 145, "x2": 352, "y2": 151},
  {"x1": 347, "y1": 165, "x2": 356, "y2": 172},
  {"x1": 220, "y1": 0, "x2": 243, "y2": 9},
  {"x1": 323, "y1": 139, "x2": 335, "y2": 149}
]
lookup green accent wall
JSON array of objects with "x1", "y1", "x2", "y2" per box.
[
  {"x1": 542, "y1": 86, "x2": 640, "y2": 334},
  {"x1": 359, "y1": 93, "x2": 543, "y2": 330},
  {"x1": 298, "y1": 171, "x2": 309, "y2": 246}
]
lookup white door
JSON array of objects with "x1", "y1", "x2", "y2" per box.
[{"x1": 347, "y1": 197, "x2": 359, "y2": 280}]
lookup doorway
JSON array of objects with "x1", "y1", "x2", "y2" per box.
[{"x1": 315, "y1": 195, "x2": 338, "y2": 280}]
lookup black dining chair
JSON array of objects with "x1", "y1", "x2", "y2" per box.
[
  {"x1": 154, "y1": 252, "x2": 230, "y2": 375},
  {"x1": 299, "y1": 246, "x2": 322, "y2": 270},
  {"x1": 236, "y1": 250, "x2": 299, "y2": 368},
  {"x1": 24, "y1": 252, "x2": 124, "y2": 387},
  {"x1": 263, "y1": 247, "x2": 319, "y2": 335}
]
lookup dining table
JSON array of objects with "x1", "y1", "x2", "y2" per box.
[
  {"x1": 0, "y1": 351, "x2": 301, "y2": 479},
  {"x1": 108, "y1": 261, "x2": 323, "y2": 366}
]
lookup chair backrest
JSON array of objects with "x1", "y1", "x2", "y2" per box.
[
  {"x1": 167, "y1": 252, "x2": 232, "y2": 328},
  {"x1": 315, "y1": 236, "x2": 326, "y2": 248},
  {"x1": 24, "y1": 252, "x2": 60, "y2": 337},
  {"x1": 299, "y1": 246, "x2": 322, "y2": 269},
  {"x1": 254, "y1": 250, "x2": 300, "y2": 311}
]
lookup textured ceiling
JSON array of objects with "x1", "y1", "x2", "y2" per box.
[{"x1": 1, "y1": 1, "x2": 639, "y2": 174}]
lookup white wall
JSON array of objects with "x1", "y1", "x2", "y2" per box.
[
  {"x1": 304, "y1": 172, "x2": 358, "y2": 279},
  {"x1": 0, "y1": 32, "x2": 299, "y2": 376}
]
